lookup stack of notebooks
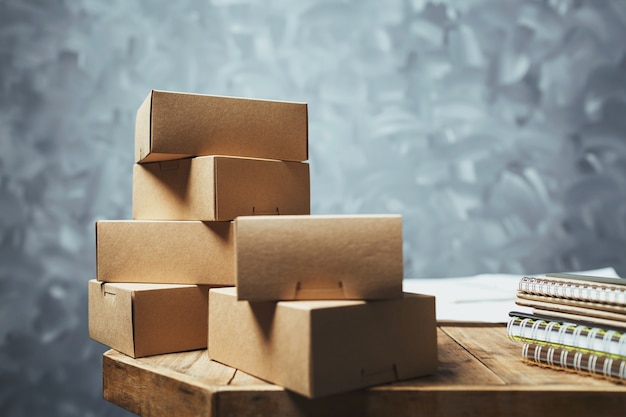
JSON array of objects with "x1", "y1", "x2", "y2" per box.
[
  {"x1": 508, "y1": 273, "x2": 626, "y2": 383},
  {"x1": 88, "y1": 89, "x2": 438, "y2": 399}
]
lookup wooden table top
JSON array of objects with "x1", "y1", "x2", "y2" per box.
[{"x1": 102, "y1": 323, "x2": 626, "y2": 417}]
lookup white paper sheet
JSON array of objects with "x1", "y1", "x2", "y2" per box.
[{"x1": 402, "y1": 267, "x2": 621, "y2": 323}]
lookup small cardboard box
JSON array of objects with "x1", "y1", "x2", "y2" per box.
[
  {"x1": 135, "y1": 90, "x2": 308, "y2": 163},
  {"x1": 208, "y1": 287, "x2": 437, "y2": 398},
  {"x1": 96, "y1": 220, "x2": 234, "y2": 285},
  {"x1": 133, "y1": 156, "x2": 310, "y2": 221},
  {"x1": 88, "y1": 280, "x2": 208, "y2": 358},
  {"x1": 234, "y1": 215, "x2": 403, "y2": 301}
]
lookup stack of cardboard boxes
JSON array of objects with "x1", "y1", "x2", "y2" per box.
[{"x1": 89, "y1": 90, "x2": 438, "y2": 398}]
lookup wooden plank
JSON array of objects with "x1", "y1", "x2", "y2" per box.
[
  {"x1": 212, "y1": 326, "x2": 626, "y2": 416},
  {"x1": 213, "y1": 385, "x2": 626, "y2": 417},
  {"x1": 102, "y1": 325, "x2": 626, "y2": 417},
  {"x1": 103, "y1": 350, "x2": 234, "y2": 417},
  {"x1": 362, "y1": 387, "x2": 626, "y2": 417},
  {"x1": 214, "y1": 388, "x2": 372, "y2": 417},
  {"x1": 172, "y1": 351, "x2": 234, "y2": 382},
  {"x1": 103, "y1": 327, "x2": 505, "y2": 417},
  {"x1": 417, "y1": 326, "x2": 504, "y2": 385},
  {"x1": 441, "y1": 324, "x2": 617, "y2": 387},
  {"x1": 145, "y1": 350, "x2": 208, "y2": 377},
  {"x1": 118, "y1": 349, "x2": 236, "y2": 386},
  {"x1": 228, "y1": 368, "x2": 272, "y2": 387}
]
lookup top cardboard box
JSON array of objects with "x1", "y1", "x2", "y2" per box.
[{"x1": 135, "y1": 90, "x2": 308, "y2": 163}]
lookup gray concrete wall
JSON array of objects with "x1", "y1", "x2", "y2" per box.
[{"x1": 1, "y1": 0, "x2": 626, "y2": 415}]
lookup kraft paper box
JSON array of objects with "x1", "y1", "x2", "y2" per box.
[
  {"x1": 96, "y1": 220, "x2": 234, "y2": 285},
  {"x1": 235, "y1": 215, "x2": 403, "y2": 301},
  {"x1": 135, "y1": 90, "x2": 308, "y2": 163},
  {"x1": 88, "y1": 280, "x2": 208, "y2": 358},
  {"x1": 208, "y1": 287, "x2": 438, "y2": 398},
  {"x1": 133, "y1": 156, "x2": 310, "y2": 221}
]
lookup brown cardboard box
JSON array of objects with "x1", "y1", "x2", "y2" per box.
[
  {"x1": 96, "y1": 220, "x2": 234, "y2": 285},
  {"x1": 135, "y1": 90, "x2": 308, "y2": 163},
  {"x1": 88, "y1": 280, "x2": 208, "y2": 358},
  {"x1": 234, "y1": 215, "x2": 403, "y2": 301},
  {"x1": 132, "y1": 156, "x2": 310, "y2": 221},
  {"x1": 208, "y1": 287, "x2": 437, "y2": 398}
]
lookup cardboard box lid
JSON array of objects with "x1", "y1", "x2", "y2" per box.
[
  {"x1": 208, "y1": 287, "x2": 437, "y2": 398},
  {"x1": 88, "y1": 280, "x2": 209, "y2": 358},
  {"x1": 135, "y1": 90, "x2": 309, "y2": 163},
  {"x1": 234, "y1": 214, "x2": 403, "y2": 301},
  {"x1": 96, "y1": 220, "x2": 234, "y2": 285},
  {"x1": 132, "y1": 156, "x2": 310, "y2": 221}
]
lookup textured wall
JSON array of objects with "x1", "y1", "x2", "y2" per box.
[{"x1": 2, "y1": 0, "x2": 626, "y2": 415}]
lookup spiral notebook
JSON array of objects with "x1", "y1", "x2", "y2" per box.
[
  {"x1": 508, "y1": 312, "x2": 626, "y2": 359},
  {"x1": 522, "y1": 342, "x2": 626, "y2": 383},
  {"x1": 518, "y1": 273, "x2": 626, "y2": 306},
  {"x1": 515, "y1": 297, "x2": 626, "y2": 329},
  {"x1": 516, "y1": 293, "x2": 626, "y2": 315}
]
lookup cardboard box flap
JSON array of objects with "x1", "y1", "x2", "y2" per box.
[
  {"x1": 134, "y1": 91, "x2": 152, "y2": 163},
  {"x1": 358, "y1": 363, "x2": 400, "y2": 386},
  {"x1": 234, "y1": 215, "x2": 403, "y2": 301}
]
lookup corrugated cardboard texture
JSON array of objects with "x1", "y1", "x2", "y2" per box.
[
  {"x1": 132, "y1": 284, "x2": 209, "y2": 357},
  {"x1": 88, "y1": 280, "x2": 134, "y2": 356},
  {"x1": 96, "y1": 220, "x2": 234, "y2": 285},
  {"x1": 88, "y1": 280, "x2": 209, "y2": 358},
  {"x1": 208, "y1": 287, "x2": 437, "y2": 398},
  {"x1": 135, "y1": 90, "x2": 308, "y2": 163},
  {"x1": 132, "y1": 156, "x2": 310, "y2": 221},
  {"x1": 235, "y1": 215, "x2": 403, "y2": 301},
  {"x1": 309, "y1": 293, "x2": 438, "y2": 396}
]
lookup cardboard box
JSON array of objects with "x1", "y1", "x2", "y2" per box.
[
  {"x1": 135, "y1": 90, "x2": 308, "y2": 163},
  {"x1": 133, "y1": 156, "x2": 310, "y2": 221},
  {"x1": 234, "y1": 215, "x2": 403, "y2": 301},
  {"x1": 96, "y1": 220, "x2": 234, "y2": 285},
  {"x1": 208, "y1": 287, "x2": 437, "y2": 398},
  {"x1": 88, "y1": 280, "x2": 208, "y2": 358}
]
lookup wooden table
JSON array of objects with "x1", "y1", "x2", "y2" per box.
[{"x1": 102, "y1": 323, "x2": 626, "y2": 417}]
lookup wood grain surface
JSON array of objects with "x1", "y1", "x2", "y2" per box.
[{"x1": 103, "y1": 323, "x2": 626, "y2": 417}]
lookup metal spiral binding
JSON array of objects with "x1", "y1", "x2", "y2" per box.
[
  {"x1": 518, "y1": 276, "x2": 626, "y2": 304},
  {"x1": 509, "y1": 316, "x2": 626, "y2": 358}
]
